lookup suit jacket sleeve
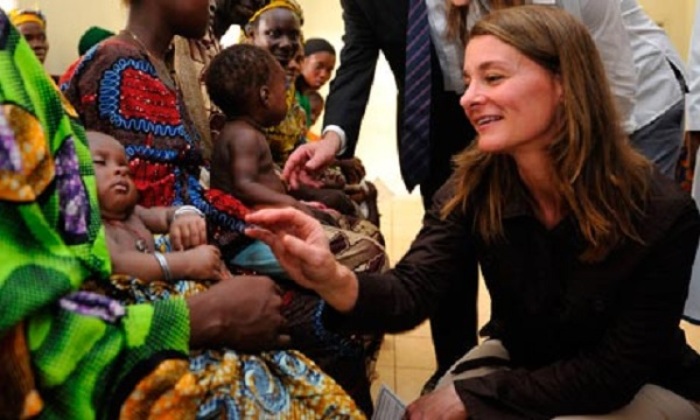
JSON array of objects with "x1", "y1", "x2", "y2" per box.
[{"x1": 323, "y1": 0, "x2": 381, "y2": 158}]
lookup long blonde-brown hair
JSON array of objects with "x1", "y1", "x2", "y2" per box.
[
  {"x1": 446, "y1": 0, "x2": 527, "y2": 43},
  {"x1": 442, "y1": 5, "x2": 651, "y2": 262}
]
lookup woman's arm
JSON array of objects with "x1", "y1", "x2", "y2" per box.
[{"x1": 247, "y1": 180, "x2": 478, "y2": 333}]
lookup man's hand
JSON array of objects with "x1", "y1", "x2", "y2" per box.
[
  {"x1": 405, "y1": 384, "x2": 468, "y2": 420},
  {"x1": 282, "y1": 132, "x2": 342, "y2": 189},
  {"x1": 187, "y1": 275, "x2": 289, "y2": 352}
]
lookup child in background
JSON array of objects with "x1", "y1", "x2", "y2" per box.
[
  {"x1": 88, "y1": 130, "x2": 231, "y2": 283},
  {"x1": 295, "y1": 38, "x2": 336, "y2": 127}
]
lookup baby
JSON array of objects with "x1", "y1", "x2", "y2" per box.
[
  {"x1": 87, "y1": 131, "x2": 230, "y2": 282},
  {"x1": 205, "y1": 44, "x2": 335, "y2": 223}
]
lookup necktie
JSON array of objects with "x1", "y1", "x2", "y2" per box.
[{"x1": 401, "y1": 0, "x2": 432, "y2": 191}]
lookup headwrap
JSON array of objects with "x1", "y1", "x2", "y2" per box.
[
  {"x1": 78, "y1": 26, "x2": 114, "y2": 56},
  {"x1": 8, "y1": 9, "x2": 46, "y2": 29},
  {"x1": 248, "y1": 0, "x2": 304, "y2": 26},
  {"x1": 304, "y1": 38, "x2": 335, "y2": 57}
]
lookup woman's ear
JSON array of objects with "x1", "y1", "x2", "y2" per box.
[
  {"x1": 259, "y1": 85, "x2": 270, "y2": 105},
  {"x1": 244, "y1": 23, "x2": 255, "y2": 39},
  {"x1": 553, "y1": 73, "x2": 564, "y2": 103}
]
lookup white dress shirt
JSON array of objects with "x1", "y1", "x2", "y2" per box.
[
  {"x1": 688, "y1": 2, "x2": 700, "y2": 133},
  {"x1": 619, "y1": 0, "x2": 685, "y2": 134},
  {"x1": 685, "y1": 1, "x2": 700, "y2": 324}
]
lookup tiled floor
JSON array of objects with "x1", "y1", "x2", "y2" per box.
[{"x1": 371, "y1": 193, "x2": 700, "y2": 405}]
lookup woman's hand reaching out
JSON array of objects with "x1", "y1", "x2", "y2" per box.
[{"x1": 245, "y1": 208, "x2": 359, "y2": 312}]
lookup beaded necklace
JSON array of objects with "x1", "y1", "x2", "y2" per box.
[
  {"x1": 122, "y1": 28, "x2": 178, "y2": 90},
  {"x1": 104, "y1": 218, "x2": 150, "y2": 253}
]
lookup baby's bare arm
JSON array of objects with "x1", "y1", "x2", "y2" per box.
[
  {"x1": 107, "y1": 235, "x2": 225, "y2": 282},
  {"x1": 135, "y1": 205, "x2": 175, "y2": 234},
  {"x1": 223, "y1": 126, "x2": 306, "y2": 211}
]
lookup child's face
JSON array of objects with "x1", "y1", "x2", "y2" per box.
[
  {"x1": 301, "y1": 51, "x2": 336, "y2": 90},
  {"x1": 250, "y1": 8, "x2": 301, "y2": 69},
  {"x1": 264, "y1": 64, "x2": 289, "y2": 125},
  {"x1": 88, "y1": 132, "x2": 138, "y2": 218}
]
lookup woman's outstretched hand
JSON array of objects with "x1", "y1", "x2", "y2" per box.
[{"x1": 245, "y1": 208, "x2": 359, "y2": 312}]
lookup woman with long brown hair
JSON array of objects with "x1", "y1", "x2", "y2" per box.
[
  {"x1": 246, "y1": 6, "x2": 700, "y2": 418},
  {"x1": 446, "y1": 0, "x2": 686, "y2": 180}
]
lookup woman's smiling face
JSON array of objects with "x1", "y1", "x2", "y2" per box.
[{"x1": 460, "y1": 35, "x2": 563, "y2": 155}]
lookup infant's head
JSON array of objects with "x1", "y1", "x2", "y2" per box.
[
  {"x1": 206, "y1": 44, "x2": 288, "y2": 127},
  {"x1": 87, "y1": 131, "x2": 138, "y2": 219}
]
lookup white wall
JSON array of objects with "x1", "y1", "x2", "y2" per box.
[
  {"x1": 15, "y1": 0, "x2": 127, "y2": 77},
  {"x1": 639, "y1": 0, "x2": 696, "y2": 60},
  {"x1": 0, "y1": 0, "x2": 17, "y2": 13}
]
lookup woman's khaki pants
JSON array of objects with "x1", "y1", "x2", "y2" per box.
[{"x1": 437, "y1": 340, "x2": 700, "y2": 420}]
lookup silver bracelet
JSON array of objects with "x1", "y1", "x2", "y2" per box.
[
  {"x1": 153, "y1": 251, "x2": 172, "y2": 282},
  {"x1": 173, "y1": 205, "x2": 205, "y2": 220}
]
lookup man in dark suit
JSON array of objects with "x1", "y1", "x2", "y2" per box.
[{"x1": 283, "y1": 0, "x2": 478, "y2": 389}]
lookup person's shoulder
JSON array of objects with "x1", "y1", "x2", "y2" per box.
[
  {"x1": 220, "y1": 121, "x2": 268, "y2": 148},
  {"x1": 60, "y1": 38, "x2": 147, "y2": 88}
]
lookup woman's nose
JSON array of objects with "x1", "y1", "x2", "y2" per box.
[
  {"x1": 460, "y1": 83, "x2": 483, "y2": 111},
  {"x1": 279, "y1": 37, "x2": 293, "y2": 50}
]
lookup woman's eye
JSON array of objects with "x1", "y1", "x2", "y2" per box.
[{"x1": 485, "y1": 74, "x2": 503, "y2": 83}]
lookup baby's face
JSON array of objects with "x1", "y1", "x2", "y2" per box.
[
  {"x1": 264, "y1": 64, "x2": 289, "y2": 125},
  {"x1": 87, "y1": 132, "x2": 138, "y2": 218}
]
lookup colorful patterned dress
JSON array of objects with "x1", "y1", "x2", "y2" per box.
[
  {"x1": 60, "y1": 37, "x2": 383, "y2": 416},
  {"x1": 0, "y1": 16, "x2": 197, "y2": 419}
]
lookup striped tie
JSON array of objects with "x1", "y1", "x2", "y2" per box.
[{"x1": 401, "y1": 0, "x2": 432, "y2": 191}]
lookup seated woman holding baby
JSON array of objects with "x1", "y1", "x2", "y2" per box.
[{"x1": 60, "y1": 0, "x2": 385, "y2": 414}]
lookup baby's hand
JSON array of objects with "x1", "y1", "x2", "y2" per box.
[
  {"x1": 185, "y1": 245, "x2": 224, "y2": 281},
  {"x1": 170, "y1": 213, "x2": 207, "y2": 251},
  {"x1": 300, "y1": 200, "x2": 328, "y2": 210}
]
